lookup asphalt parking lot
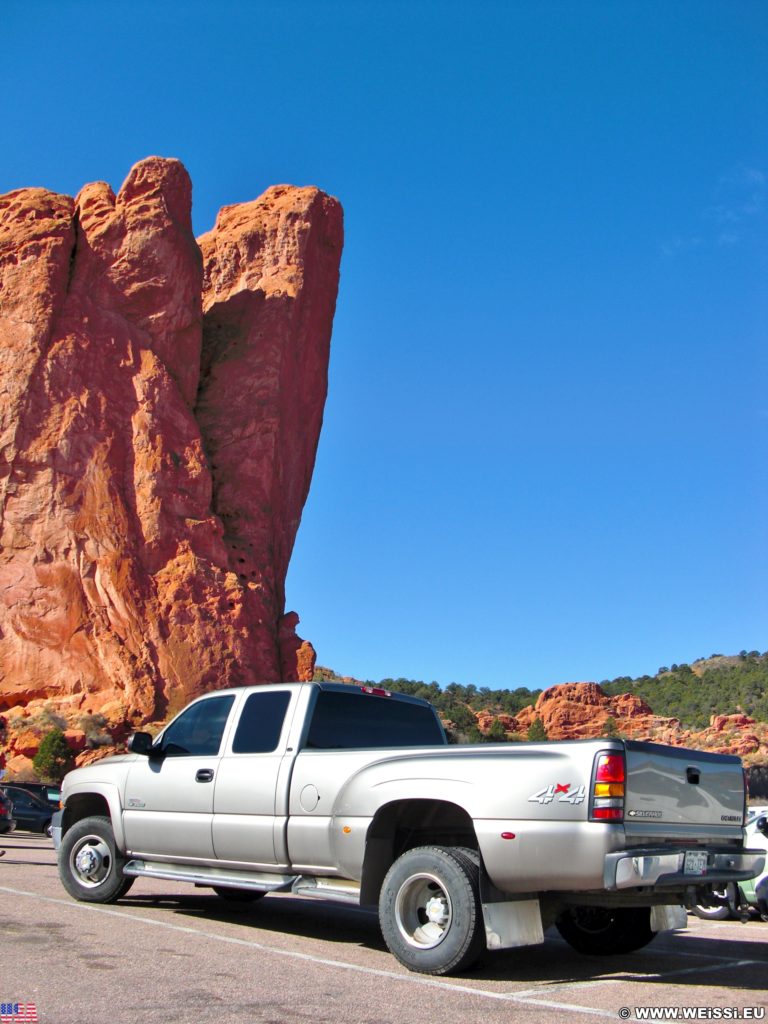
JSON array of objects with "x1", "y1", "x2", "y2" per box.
[{"x1": 1, "y1": 831, "x2": 766, "y2": 1024}]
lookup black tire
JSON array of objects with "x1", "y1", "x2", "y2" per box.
[
  {"x1": 691, "y1": 884, "x2": 735, "y2": 921},
  {"x1": 556, "y1": 906, "x2": 657, "y2": 955},
  {"x1": 212, "y1": 886, "x2": 266, "y2": 903},
  {"x1": 43, "y1": 820, "x2": 52, "y2": 839},
  {"x1": 58, "y1": 815, "x2": 134, "y2": 904},
  {"x1": 379, "y1": 845, "x2": 485, "y2": 975}
]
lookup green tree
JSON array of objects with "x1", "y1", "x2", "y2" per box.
[
  {"x1": 602, "y1": 716, "x2": 620, "y2": 739},
  {"x1": 32, "y1": 728, "x2": 74, "y2": 782},
  {"x1": 527, "y1": 718, "x2": 548, "y2": 742},
  {"x1": 485, "y1": 718, "x2": 509, "y2": 743}
]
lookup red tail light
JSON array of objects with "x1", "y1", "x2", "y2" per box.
[
  {"x1": 595, "y1": 754, "x2": 625, "y2": 784},
  {"x1": 592, "y1": 807, "x2": 623, "y2": 821},
  {"x1": 590, "y1": 750, "x2": 626, "y2": 823}
]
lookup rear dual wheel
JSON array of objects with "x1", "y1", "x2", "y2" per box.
[
  {"x1": 556, "y1": 905, "x2": 657, "y2": 955},
  {"x1": 379, "y1": 846, "x2": 485, "y2": 975}
]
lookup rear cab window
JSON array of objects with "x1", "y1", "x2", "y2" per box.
[
  {"x1": 304, "y1": 688, "x2": 445, "y2": 749},
  {"x1": 231, "y1": 690, "x2": 293, "y2": 753}
]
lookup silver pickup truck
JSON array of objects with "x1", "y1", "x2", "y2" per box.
[{"x1": 54, "y1": 681, "x2": 765, "y2": 975}]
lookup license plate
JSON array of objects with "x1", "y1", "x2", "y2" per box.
[{"x1": 683, "y1": 851, "x2": 708, "y2": 876}]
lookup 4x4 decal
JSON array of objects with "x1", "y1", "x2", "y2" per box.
[{"x1": 528, "y1": 783, "x2": 586, "y2": 805}]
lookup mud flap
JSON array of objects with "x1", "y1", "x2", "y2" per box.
[
  {"x1": 482, "y1": 898, "x2": 545, "y2": 949},
  {"x1": 650, "y1": 905, "x2": 687, "y2": 932},
  {"x1": 479, "y1": 865, "x2": 544, "y2": 950}
]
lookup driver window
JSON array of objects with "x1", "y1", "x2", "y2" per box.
[{"x1": 161, "y1": 695, "x2": 235, "y2": 757}]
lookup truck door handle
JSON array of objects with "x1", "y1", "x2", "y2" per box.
[
  {"x1": 196, "y1": 769, "x2": 214, "y2": 783},
  {"x1": 686, "y1": 767, "x2": 700, "y2": 785}
]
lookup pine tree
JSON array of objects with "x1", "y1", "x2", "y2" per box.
[
  {"x1": 527, "y1": 717, "x2": 548, "y2": 742},
  {"x1": 32, "y1": 729, "x2": 74, "y2": 782}
]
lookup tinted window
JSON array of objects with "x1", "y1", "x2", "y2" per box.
[
  {"x1": 161, "y1": 695, "x2": 235, "y2": 756},
  {"x1": 232, "y1": 691, "x2": 291, "y2": 753},
  {"x1": 305, "y1": 691, "x2": 444, "y2": 749},
  {"x1": 11, "y1": 791, "x2": 35, "y2": 808}
]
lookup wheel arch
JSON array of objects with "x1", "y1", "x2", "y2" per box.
[
  {"x1": 360, "y1": 798, "x2": 478, "y2": 905},
  {"x1": 61, "y1": 786, "x2": 125, "y2": 850}
]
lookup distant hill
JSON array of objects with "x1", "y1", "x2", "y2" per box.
[
  {"x1": 316, "y1": 650, "x2": 768, "y2": 735},
  {"x1": 600, "y1": 653, "x2": 768, "y2": 729}
]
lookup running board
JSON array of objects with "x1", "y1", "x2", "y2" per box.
[
  {"x1": 292, "y1": 877, "x2": 361, "y2": 904},
  {"x1": 123, "y1": 859, "x2": 296, "y2": 893}
]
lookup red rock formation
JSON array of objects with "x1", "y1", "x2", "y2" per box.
[
  {"x1": 504, "y1": 682, "x2": 765, "y2": 762},
  {"x1": 711, "y1": 713, "x2": 755, "y2": 732},
  {"x1": 534, "y1": 682, "x2": 612, "y2": 739},
  {"x1": 0, "y1": 158, "x2": 342, "y2": 763},
  {"x1": 476, "y1": 712, "x2": 517, "y2": 735},
  {"x1": 197, "y1": 185, "x2": 342, "y2": 682}
]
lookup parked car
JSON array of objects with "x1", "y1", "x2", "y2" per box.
[
  {"x1": 0, "y1": 786, "x2": 54, "y2": 837},
  {"x1": 692, "y1": 805, "x2": 768, "y2": 921},
  {"x1": 0, "y1": 791, "x2": 16, "y2": 834},
  {"x1": 5, "y1": 782, "x2": 61, "y2": 808}
]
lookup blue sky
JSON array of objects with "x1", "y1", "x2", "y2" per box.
[{"x1": 2, "y1": 1, "x2": 766, "y2": 690}]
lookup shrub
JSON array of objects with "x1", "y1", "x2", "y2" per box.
[
  {"x1": 527, "y1": 718, "x2": 548, "y2": 742},
  {"x1": 32, "y1": 728, "x2": 74, "y2": 782}
]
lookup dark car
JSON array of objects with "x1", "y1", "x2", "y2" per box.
[
  {"x1": 0, "y1": 786, "x2": 54, "y2": 836},
  {"x1": 6, "y1": 782, "x2": 61, "y2": 808},
  {"x1": 0, "y1": 790, "x2": 16, "y2": 834}
]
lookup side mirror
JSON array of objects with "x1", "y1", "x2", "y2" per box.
[
  {"x1": 757, "y1": 816, "x2": 768, "y2": 838},
  {"x1": 127, "y1": 731, "x2": 155, "y2": 756}
]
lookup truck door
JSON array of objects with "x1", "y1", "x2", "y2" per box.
[
  {"x1": 212, "y1": 688, "x2": 295, "y2": 868},
  {"x1": 123, "y1": 694, "x2": 235, "y2": 860}
]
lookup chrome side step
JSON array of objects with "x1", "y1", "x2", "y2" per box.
[
  {"x1": 123, "y1": 859, "x2": 296, "y2": 893},
  {"x1": 292, "y1": 877, "x2": 361, "y2": 904},
  {"x1": 123, "y1": 860, "x2": 362, "y2": 904}
]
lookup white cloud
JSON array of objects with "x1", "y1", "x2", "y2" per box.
[
  {"x1": 705, "y1": 165, "x2": 766, "y2": 224},
  {"x1": 661, "y1": 164, "x2": 765, "y2": 256}
]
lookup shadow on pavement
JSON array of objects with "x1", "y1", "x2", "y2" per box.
[{"x1": 113, "y1": 889, "x2": 768, "y2": 987}]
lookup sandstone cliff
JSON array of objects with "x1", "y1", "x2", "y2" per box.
[{"x1": 0, "y1": 157, "x2": 342, "y2": 773}]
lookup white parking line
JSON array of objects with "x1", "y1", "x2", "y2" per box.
[
  {"x1": 0, "y1": 885, "x2": 617, "y2": 1018},
  {"x1": 513, "y1": 955, "x2": 764, "y2": 1002},
  {"x1": 1, "y1": 885, "x2": 763, "y2": 1020}
]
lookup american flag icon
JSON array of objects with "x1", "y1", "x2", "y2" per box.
[{"x1": 0, "y1": 1004, "x2": 38, "y2": 1023}]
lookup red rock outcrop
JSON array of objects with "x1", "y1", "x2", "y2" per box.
[
  {"x1": 501, "y1": 682, "x2": 766, "y2": 762},
  {"x1": 0, "y1": 157, "x2": 343, "y2": 758},
  {"x1": 197, "y1": 185, "x2": 342, "y2": 682},
  {"x1": 712, "y1": 713, "x2": 755, "y2": 732}
]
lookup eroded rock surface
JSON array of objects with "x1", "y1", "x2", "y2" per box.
[{"x1": 0, "y1": 158, "x2": 342, "y2": 759}]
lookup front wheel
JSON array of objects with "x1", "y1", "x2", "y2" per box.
[
  {"x1": 58, "y1": 815, "x2": 134, "y2": 904},
  {"x1": 379, "y1": 846, "x2": 485, "y2": 975},
  {"x1": 556, "y1": 906, "x2": 657, "y2": 955}
]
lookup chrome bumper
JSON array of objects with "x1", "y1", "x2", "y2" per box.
[{"x1": 605, "y1": 847, "x2": 765, "y2": 890}]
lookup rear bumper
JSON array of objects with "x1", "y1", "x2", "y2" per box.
[{"x1": 604, "y1": 847, "x2": 765, "y2": 890}]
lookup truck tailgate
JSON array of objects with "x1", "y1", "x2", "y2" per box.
[{"x1": 624, "y1": 740, "x2": 744, "y2": 828}]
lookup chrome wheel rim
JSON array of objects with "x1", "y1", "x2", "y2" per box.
[
  {"x1": 395, "y1": 872, "x2": 453, "y2": 949},
  {"x1": 70, "y1": 834, "x2": 112, "y2": 888}
]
